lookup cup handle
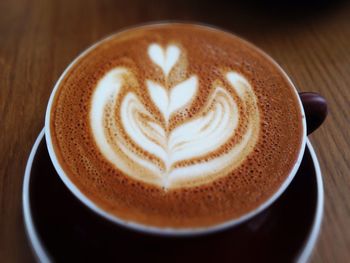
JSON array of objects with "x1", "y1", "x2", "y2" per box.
[{"x1": 299, "y1": 92, "x2": 328, "y2": 135}]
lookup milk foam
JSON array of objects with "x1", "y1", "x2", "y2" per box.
[{"x1": 90, "y1": 43, "x2": 260, "y2": 189}]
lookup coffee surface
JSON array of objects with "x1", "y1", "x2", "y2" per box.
[{"x1": 49, "y1": 24, "x2": 304, "y2": 228}]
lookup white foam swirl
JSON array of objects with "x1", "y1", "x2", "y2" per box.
[{"x1": 90, "y1": 44, "x2": 260, "y2": 188}]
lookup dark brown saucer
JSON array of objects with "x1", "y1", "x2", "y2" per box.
[{"x1": 23, "y1": 129, "x2": 323, "y2": 263}]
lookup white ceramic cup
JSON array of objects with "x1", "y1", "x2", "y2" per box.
[{"x1": 44, "y1": 23, "x2": 325, "y2": 236}]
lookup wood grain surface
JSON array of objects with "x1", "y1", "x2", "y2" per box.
[{"x1": 0, "y1": 0, "x2": 349, "y2": 262}]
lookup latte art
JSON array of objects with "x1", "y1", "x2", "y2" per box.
[
  {"x1": 90, "y1": 44, "x2": 260, "y2": 188},
  {"x1": 49, "y1": 24, "x2": 304, "y2": 228}
]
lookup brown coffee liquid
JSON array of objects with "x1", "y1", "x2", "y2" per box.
[{"x1": 49, "y1": 24, "x2": 303, "y2": 228}]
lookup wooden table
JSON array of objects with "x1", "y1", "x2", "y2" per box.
[{"x1": 1, "y1": 0, "x2": 349, "y2": 262}]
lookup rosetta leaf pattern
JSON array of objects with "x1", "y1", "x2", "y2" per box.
[
  {"x1": 90, "y1": 43, "x2": 259, "y2": 188},
  {"x1": 147, "y1": 76, "x2": 198, "y2": 122}
]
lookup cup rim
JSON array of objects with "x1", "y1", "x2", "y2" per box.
[{"x1": 45, "y1": 21, "x2": 307, "y2": 236}]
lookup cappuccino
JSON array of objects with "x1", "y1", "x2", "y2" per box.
[{"x1": 48, "y1": 24, "x2": 304, "y2": 228}]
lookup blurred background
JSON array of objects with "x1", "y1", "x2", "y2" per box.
[{"x1": 1, "y1": 0, "x2": 349, "y2": 262}]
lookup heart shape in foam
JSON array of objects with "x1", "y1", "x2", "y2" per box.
[{"x1": 148, "y1": 44, "x2": 180, "y2": 76}]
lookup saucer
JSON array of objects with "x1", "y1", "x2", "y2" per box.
[{"x1": 23, "y1": 129, "x2": 323, "y2": 263}]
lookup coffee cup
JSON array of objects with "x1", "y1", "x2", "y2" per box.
[{"x1": 45, "y1": 23, "x2": 327, "y2": 236}]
